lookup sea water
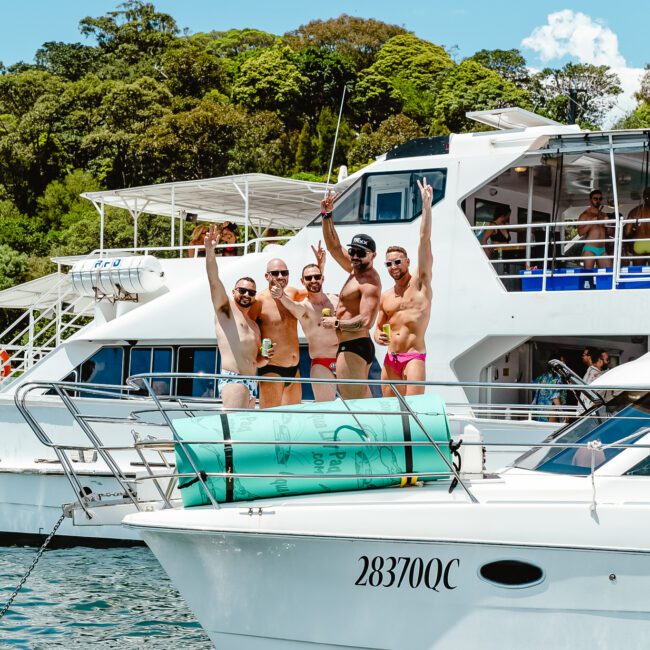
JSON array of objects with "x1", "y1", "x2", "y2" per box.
[{"x1": 0, "y1": 546, "x2": 212, "y2": 648}]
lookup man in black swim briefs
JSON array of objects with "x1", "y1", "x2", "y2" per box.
[{"x1": 320, "y1": 191, "x2": 381, "y2": 399}]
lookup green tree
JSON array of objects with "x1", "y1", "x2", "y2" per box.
[
  {"x1": 357, "y1": 34, "x2": 453, "y2": 125},
  {"x1": 351, "y1": 69, "x2": 403, "y2": 127},
  {"x1": 34, "y1": 42, "x2": 102, "y2": 81},
  {"x1": 295, "y1": 122, "x2": 315, "y2": 171},
  {"x1": 202, "y1": 28, "x2": 277, "y2": 58},
  {"x1": 348, "y1": 114, "x2": 422, "y2": 167},
  {"x1": 433, "y1": 60, "x2": 532, "y2": 133},
  {"x1": 0, "y1": 200, "x2": 45, "y2": 255},
  {"x1": 467, "y1": 49, "x2": 529, "y2": 86},
  {"x1": 80, "y1": 1, "x2": 178, "y2": 58},
  {"x1": 530, "y1": 63, "x2": 622, "y2": 127},
  {"x1": 313, "y1": 106, "x2": 354, "y2": 174},
  {"x1": 295, "y1": 47, "x2": 355, "y2": 122},
  {"x1": 159, "y1": 41, "x2": 228, "y2": 97},
  {"x1": 0, "y1": 244, "x2": 28, "y2": 291},
  {"x1": 232, "y1": 46, "x2": 307, "y2": 119},
  {"x1": 285, "y1": 15, "x2": 408, "y2": 71}
]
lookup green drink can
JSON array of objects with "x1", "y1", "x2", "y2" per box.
[
  {"x1": 261, "y1": 338, "x2": 272, "y2": 357},
  {"x1": 383, "y1": 324, "x2": 391, "y2": 339}
]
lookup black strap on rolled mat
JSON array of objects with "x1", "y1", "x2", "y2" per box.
[
  {"x1": 448, "y1": 440, "x2": 463, "y2": 494},
  {"x1": 179, "y1": 470, "x2": 207, "y2": 490},
  {"x1": 220, "y1": 413, "x2": 235, "y2": 503},
  {"x1": 401, "y1": 411, "x2": 414, "y2": 477}
]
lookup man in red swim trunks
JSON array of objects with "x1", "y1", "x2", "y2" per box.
[
  {"x1": 271, "y1": 242, "x2": 339, "y2": 401},
  {"x1": 374, "y1": 178, "x2": 433, "y2": 396}
]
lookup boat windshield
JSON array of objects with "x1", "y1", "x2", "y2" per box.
[{"x1": 513, "y1": 391, "x2": 650, "y2": 475}]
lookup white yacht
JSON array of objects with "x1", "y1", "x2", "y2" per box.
[
  {"x1": 120, "y1": 357, "x2": 650, "y2": 649},
  {"x1": 2, "y1": 107, "x2": 650, "y2": 542}
]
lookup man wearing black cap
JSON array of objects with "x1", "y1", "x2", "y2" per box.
[{"x1": 320, "y1": 191, "x2": 381, "y2": 399}]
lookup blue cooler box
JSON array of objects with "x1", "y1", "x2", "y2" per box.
[
  {"x1": 618, "y1": 266, "x2": 650, "y2": 289},
  {"x1": 595, "y1": 267, "x2": 613, "y2": 290},
  {"x1": 520, "y1": 269, "x2": 543, "y2": 291}
]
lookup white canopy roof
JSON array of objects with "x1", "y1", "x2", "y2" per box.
[
  {"x1": 0, "y1": 272, "x2": 92, "y2": 313},
  {"x1": 82, "y1": 173, "x2": 328, "y2": 231}
]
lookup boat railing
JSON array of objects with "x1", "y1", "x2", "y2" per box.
[
  {"x1": 0, "y1": 276, "x2": 92, "y2": 387},
  {"x1": 13, "y1": 372, "x2": 650, "y2": 526},
  {"x1": 471, "y1": 215, "x2": 650, "y2": 292},
  {"x1": 84, "y1": 234, "x2": 294, "y2": 261}
]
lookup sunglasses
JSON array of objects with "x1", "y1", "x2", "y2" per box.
[
  {"x1": 268, "y1": 270, "x2": 289, "y2": 277},
  {"x1": 385, "y1": 259, "x2": 404, "y2": 268},
  {"x1": 303, "y1": 274, "x2": 322, "y2": 281},
  {"x1": 235, "y1": 287, "x2": 256, "y2": 297},
  {"x1": 348, "y1": 247, "x2": 368, "y2": 258}
]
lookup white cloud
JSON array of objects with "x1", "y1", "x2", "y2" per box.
[{"x1": 521, "y1": 10, "x2": 643, "y2": 126}]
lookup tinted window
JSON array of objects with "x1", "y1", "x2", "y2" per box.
[
  {"x1": 129, "y1": 347, "x2": 173, "y2": 395},
  {"x1": 177, "y1": 347, "x2": 219, "y2": 398},
  {"x1": 79, "y1": 347, "x2": 124, "y2": 396},
  {"x1": 310, "y1": 169, "x2": 446, "y2": 225}
]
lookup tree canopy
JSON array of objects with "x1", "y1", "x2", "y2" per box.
[{"x1": 0, "y1": 2, "x2": 643, "y2": 296}]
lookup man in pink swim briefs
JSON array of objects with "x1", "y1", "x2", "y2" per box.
[{"x1": 374, "y1": 177, "x2": 433, "y2": 396}]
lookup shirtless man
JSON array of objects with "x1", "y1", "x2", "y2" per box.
[
  {"x1": 249, "y1": 259, "x2": 302, "y2": 408},
  {"x1": 271, "y1": 242, "x2": 339, "y2": 401},
  {"x1": 374, "y1": 178, "x2": 433, "y2": 397},
  {"x1": 204, "y1": 225, "x2": 273, "y2": 408},
  {"x1": 624, "y1": 187, "x2": 650, "y2": 263},
  {"x1": 320, "y1": 192, "x2": 381, "y2": 400},
  {"x1": 578, "y1": 189, "x2": 609, "y2": 269}
]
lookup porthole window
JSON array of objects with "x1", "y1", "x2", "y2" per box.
[{"x1": 479, "y1": 560, "x2": 544, "y2": 588}]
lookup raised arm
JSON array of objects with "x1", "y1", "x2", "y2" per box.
[
  {"x1": 321, "y1": 191, "x2": 352, "y2": 272},
  {"x1": 270, "y1": 280, "x2": 308, "y2": 320},
  {"x1": 416, "y1": 178, "x2": 433, "y2": 288},
  {"x1": 204, "y1": 225, "x2": 229, "y2": 313}
]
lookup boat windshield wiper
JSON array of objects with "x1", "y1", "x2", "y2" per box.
[{"x1": 548, "y1": 358, "x2": 604, "y2": 409}]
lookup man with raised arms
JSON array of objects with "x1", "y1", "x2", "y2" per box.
[
  {"x1": 271, "y1": 242, "x2": 339, "y2": 402},
  {"x1": 320, "y1": 192, "x2": 382, "y2": 400},
  {"x1": 204, "y1": 225, "x2": 274, "y2": 409},
  {"x1": 249, "y1": 258, "x2": 302, "y2": 408},
  {"x1": 374, "y1": 178, "x2": 433, "y2": 396}
]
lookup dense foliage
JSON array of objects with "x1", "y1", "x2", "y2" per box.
[{"x1": 0, "y1": 0, "x2": 644, "y2": 298}]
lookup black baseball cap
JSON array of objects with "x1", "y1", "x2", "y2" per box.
[{"x1": 347, "y1": 234, "x2": 376, "y2": 253}]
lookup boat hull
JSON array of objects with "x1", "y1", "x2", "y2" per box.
[{"x1": 136, "y1": 526, "x2": 650, "y2": 649}]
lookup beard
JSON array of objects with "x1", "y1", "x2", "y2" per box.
[
  {"x1": 306, "y1": 283, "x2": 322, "y2": 293},
  {"x1": 391, "y1": 268, "x2": 407, "y2": 281}
]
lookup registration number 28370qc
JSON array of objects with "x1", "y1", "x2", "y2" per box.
[{"x1": 354, "y1": 555, "x2": 459, "y2": 591}]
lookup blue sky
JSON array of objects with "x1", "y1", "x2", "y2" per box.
[{"x1": 0, "y1": 1, "x2": 646, "y2": 68}]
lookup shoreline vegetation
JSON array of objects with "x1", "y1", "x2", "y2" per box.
[{"x1": 0, "y1": 0, "x2": 647, "y2": 315}]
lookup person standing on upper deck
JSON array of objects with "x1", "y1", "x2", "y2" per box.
[
  {"x1": 249, "y1": 259, "x2": 302, "y2": 408},
  {"x1": 271, "y1": 242, "x2": 339, "y2": 402},
  {"x1": 320, "y1": 191, "x2": 381, "y2": 400},
  {"x1": 578, "y1": 190, "x2": 610, "y2": 269},
  {"x1": 373, "y1": 178, "x2": 433, "y2": 397},
  {"x1": 204, "y1": 225, "x2": 274, "y2": 409}
]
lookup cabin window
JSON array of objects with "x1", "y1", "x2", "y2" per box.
[
  {"x1": 177, "y1": 347, "x2": 219, "y2": 398},
  {"x1": 129, "y1": 347, "x2": 173, "y2": 395},
  {"x1": 310, "y1": 169, "x2": 446, "y2": 225},
  {"x1": 78, "y1": 347, "x2": 124, "y2": 396}
]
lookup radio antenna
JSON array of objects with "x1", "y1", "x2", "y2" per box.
[{"x1": 325, "y1": 84, "x2": 347, "y2": 193}]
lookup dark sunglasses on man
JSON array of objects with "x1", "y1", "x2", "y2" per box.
[
  {"x1": 348, "y1": 247, "x2": 368, "y2": 258},
  {"x1": 235, "y1": 287, "x2": 256, "y2": 297},
  {"x1": 385, "y1": 259, "x2": 404, "y2": 268},
  {"x1": 303, "y1": 273, "x2": 322, "y2": 281},
  {"x1": 269, "y1": 270, "x2": 289, "y2": 277}
]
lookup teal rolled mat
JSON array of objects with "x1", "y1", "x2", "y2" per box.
[{"x1": 174, "y1": 393, "x2": 451, "y2": 506}]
